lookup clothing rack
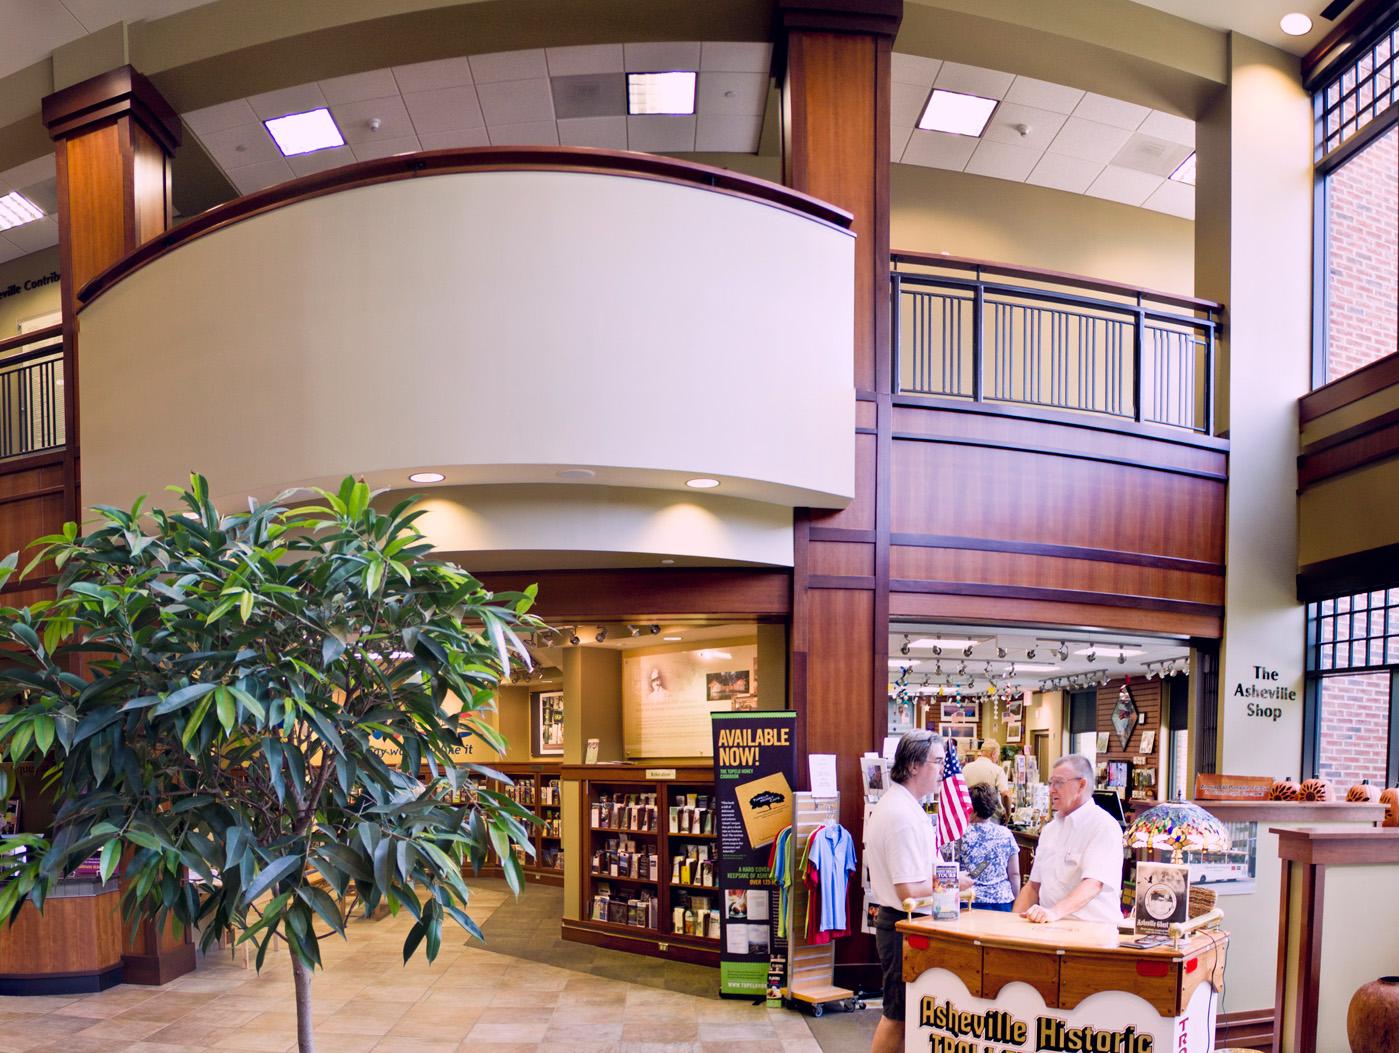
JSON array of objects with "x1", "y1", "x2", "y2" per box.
[{"x1": 784, "y1": 791, "x2": 863, "y2": 1016}]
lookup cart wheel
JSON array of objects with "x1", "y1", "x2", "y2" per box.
[
  {"x1": 811, "y1": 1004, "x2": 824, "y2": 1018},
  {"x1": 854, "y1": 1000, "x2": 867, "y2": 1011}
]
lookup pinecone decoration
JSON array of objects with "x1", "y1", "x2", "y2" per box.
[
  {"x1": 1299, "y1": 778, "x2": 1332, "y2": 801},
  {"x1": 1268, "y1": 779, "x2": 1301, "y2": 801},
  {"x1": 1347, "y1": 781, "x2": 1380, "y2": 803}
]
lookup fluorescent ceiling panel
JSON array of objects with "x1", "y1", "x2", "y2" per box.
[
  {"x1": 627, "y1": 71, "x2": 696, "y2": 115},
  {"x1": 918, "y1": 89, "x2": 997, "y2": 136},
  {"x1": 1169, "y1": 152, "x2": 1197, "y2": 186},
  {"x1": 0, "y1": 191, "x2": 43, "y2": 231},
  {"x1": 264, "y1": 108, "x2": 345, "y2": 157}
]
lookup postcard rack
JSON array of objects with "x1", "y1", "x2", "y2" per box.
[{"x1": 784, "y1": 791, "x2": 864, "y2": 1017}]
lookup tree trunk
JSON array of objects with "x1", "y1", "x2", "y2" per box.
[{"x1": 291, "y1": 952, "x2": 315, "y2": 1053}]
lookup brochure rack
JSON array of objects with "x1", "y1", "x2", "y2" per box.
[{"x1": 784, "y1": 791, "x2": 864, "y2": 1016}]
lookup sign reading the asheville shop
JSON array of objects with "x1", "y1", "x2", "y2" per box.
[
  {"x1": 711, "y1": 711, "x2": 794, "y2": 998},
  {"x1": 1232, "y1": 664, "x2": 1297, "y2": 722},
  {"x1": 909, "y1": 967, "x2": 1218, "y2": 1053}
]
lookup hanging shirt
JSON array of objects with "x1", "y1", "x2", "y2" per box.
[
  {"x1": 768, "y1": 826, "x2": 794, "y2": 939},
  {"x1": 805, "y1": 823, "x2": 857, "y2": 943}
]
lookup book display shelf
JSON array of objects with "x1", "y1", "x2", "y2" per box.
[
  {"x1": 478, "y1": 762, "x2": 564, "y2": 887},
  {"x1": 562, "y1": 764, "x2": 720, "y2": 966}
]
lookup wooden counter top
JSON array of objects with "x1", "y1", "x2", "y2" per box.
[
  {"x1": 896, "y1": 909, "x2": 1218, "y2": 959},
  {"x1": 1201, "y1": 799, "x2": 1387, "y2": 822}
]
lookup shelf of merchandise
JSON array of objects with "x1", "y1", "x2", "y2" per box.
[
  {"x1": 474, "y1": 761, "x2": 564, "y2": 887},
  {"x1": 562, "y1": 764, "x2": 720, "y2": 965}
]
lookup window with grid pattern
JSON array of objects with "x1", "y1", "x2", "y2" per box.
[
  {"x1": 1306, "y1": 589, "x2": 1399, "y2": 674},
  {"x1": 1314, "y1": 26, "x2": 1399, "y2": 163}
]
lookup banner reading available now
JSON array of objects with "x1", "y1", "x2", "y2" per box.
[{"x1": 711, "y1": 710, "x2": 796, "y2": 998}]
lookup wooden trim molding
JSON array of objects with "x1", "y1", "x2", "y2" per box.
[
  {"x1": 889, "y1": 578, "x2": 1224, "y2": 618},
  {"x1": 41, "y1": 65, "x2": 181, "y2": 154},
  {"x1": 775, "y1": 0, "x2": 903, "y2": 38},
  {"x1": 891, "y1": 250, "x2": 1222, "y2": 314},
  {"x1": 1298, "y1": 405, "x2": 1399, "y2": 487},
  {"x1": 1203, "y1": 800, "x2": 1387, "y2": 823},
  {"x1": 1303, "y1": 0, "x2": 1399, "y2": 87},
  {"x1": 1299, "y1": 350, "x2": 1399, "y2": 423},
  {"x1": 0, "y1": 325, "x2": 63, "y2": 356},
  {"x1": 1215, "y1": 1009, "x2": 1275, "y2": 1052},
  {"x1": 1273, "y1": 826, "x2": 1399, "y2": 865},
  {"x1": 77, "y1": 147, "x2": 854, "y2": 306},
  {"x1": 889, "y1": 532, "x2": 1224, "y2": 576},
  {"x1": 1297, "y1": 540, "x2": 1399, "y2": 601}
]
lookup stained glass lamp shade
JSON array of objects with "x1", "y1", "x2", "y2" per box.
[{"x1": 1125, "y1": 799, "x2": 1231, "y2": 864}]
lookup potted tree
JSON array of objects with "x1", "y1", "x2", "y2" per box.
[{"x1": 0, "y1": 475, "x2": 541, "y2": 1053}]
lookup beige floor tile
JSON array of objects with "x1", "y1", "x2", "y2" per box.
[
  {"x1": 121, "y1": 1044, "x2": 216, "y2": 1053},
  {"x1": 74, "y1": 1017, "x2": 171, "y2": 1041},
  {"x1": 383, "y1": 1008, "x2": 483, "y2": 1038},
  {"x1": 488, "y1": 988, "x2": 559, "y2": 1008},
  {"x1": 614, "y1": 1043, "x2": 702, "y2": 1053},
  {"x1": 622, "y1": 1020, "x2": 700, "y2": 1043},
  {"x1": 454, "y1": 1044, "x2": 542, "y2": 1053},
  {"x1": 20, "y1": 1016, "x2": 110, "y2": 1038},
  {"x1": 779, "y1": 1039, "x2": 823, "y2": 1053},
  {"x1": 307, "y1": 1036, "x2": 381, "y2": 1053},
  {"x1": 545, "y1": 1020, "x2": 624, "y2": 1043},
  {"x1": 53, "y1": 1002, "x2": 130, "y2": 1020},
  {"x1": 697, "y1": 1022, "x2": 777, "y2": 1042},
  {"x1": 370, "y1": 1039, "x2": 457, "y2": 1053},
  {"x1": 314, "y1": 1016, "x2": 399, "y2": 1038},
  {"x1": 465, "y1": 1020, "x2": 551, "y2": 1044},
  {"x1": 0, "y1": 1034, "x2": 45, "y2": 1053},
  {"x1": 700, "y1": 1043, "x2": 786, "y2": 1053},
  {"x1": 211, "y1": 1029, "x2": 294, "y2": 1052},
  {"x1": 0, "y1": 997, "x2": 77, "y2": 1013}
]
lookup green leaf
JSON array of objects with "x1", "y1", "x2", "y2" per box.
[
  {"x1": 152, "y1": 682, "x2": 217, "y2": 717},
  {"x1": 242, "y1": 855, "x2": 302, "y2": 905},
  {"x1": 99, "y1": 839, "x2": 121, "y2": 883},
  {"x1": 238, "y1": 590, "x2": 254, "y2": 623},
  {"x1": 215, "y1": 687, "x2": 236, "y2": 733},
  {"x1": 32, "y1": 715, "x2": 54, "y2": 756}
]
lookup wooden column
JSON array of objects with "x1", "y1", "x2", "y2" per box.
[
  {"x1": 780, "y1": 0, "x2": 900, "y2": 991},
  {"x1": 41, "y1": 67, "x2": 188, "y2": 986},
  {"x1": 41, "y1": 65, "x2": 180, "y2": 526}
]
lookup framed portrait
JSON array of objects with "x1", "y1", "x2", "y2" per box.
[
  {"x1": 941, "y1": 724, "x2": 977, "y2": 748},
  {"x1": 1141, "y1": 730, "x2": 1156, "y2": 754},
  {"x1": 1095, "y1": 732, "x2": 1110, "y2": 754},
  {"x1": 531, "y1": 690, "x2": 565, "y2": 756}
]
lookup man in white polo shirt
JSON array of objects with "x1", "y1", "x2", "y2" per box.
[
  {"x1": 864, "y1": 730, "x2": 944, "y2": 1053},
  {"x1": 1011, "y1": 754, "x2": 1123, "y2": 925}
]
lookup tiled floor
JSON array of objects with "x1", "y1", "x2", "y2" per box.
[{"x1": 0, "y1": 879, "x2": 881, "y2": 1053}]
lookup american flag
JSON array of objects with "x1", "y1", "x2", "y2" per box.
[{"x1": 937, "y1": 739, "x2": 973, "y2": 847}]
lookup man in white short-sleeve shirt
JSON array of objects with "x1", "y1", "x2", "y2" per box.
[
  {"x1": 864, "y1": 730, "x2": 944, "y2": 1053},
  {"x1": 962, "y1": 738, "x2": 1012, "y2": 819},
  {"x1": 1011, "y1": 754, "x2": 1123, "y2": 925}
]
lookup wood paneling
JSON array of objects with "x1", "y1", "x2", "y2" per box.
[
  {"x1": 60, "y1": 124, "x2": 130, "y2": 300},
  {"x1": 1298, "y1": 405, "x2": 1399, "y2": 488},
  {"x1": 1216, "y1": 1009, "x2": 1275, "y2": 1053},
  {"x1": 473, "y1": 568, "x2": 792, "y2": 620},
  {"x1": 983, "y1": 945, "x2": 1058, "y2": 1003},
  {"x1": 131, "y1": 123, "x2": 172, "y2": 247},
  {"x1": 1299, "y1": 349, "x2": 1399, "y2": 422},
  {"x1": 808, "y1": 432, "x2": 877, "y2": 532},
  {"x1": 0, "y1": 892, "x2": 123, "y2": 976},
  {"x1": 1059, "y1": 951, "x2": 1181, "y2": 1016},
  {"x1": 808, "y1": 541, "x2": 875, "y2": 578},
  {"x1": 888, "y1": 590, "x2": 1222, "y2": 639}
]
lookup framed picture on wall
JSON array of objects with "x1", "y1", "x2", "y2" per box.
[
  {"x1": 1141, "y1": 730, "x2": 1156, "y2": 754},
  {"x1": 941, "y1": 724, "x2": 977, "y2": 748},
  {"x1": 1004, "y1": 719, "x2": 1022, "y2": 744},
  {"x1": 531, "y1": 690, "x2": 565, "y2": 756},
  {"x1": 939, "y1": 700, "x2": 978, "y2": 723},
  {"x1": 706, "y1": 670, "x2": 752, "y2": 701},
  {"x1": 1095, "y1": 732, "x2": 1110, "y2": 754}
]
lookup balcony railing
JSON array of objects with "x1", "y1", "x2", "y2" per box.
[
  {"x1": 891, "y1": 253, "x2": 1219, "y2": 434},
  {"x1": 0, "y1": 325, "x2": 65, "y2": 460}
]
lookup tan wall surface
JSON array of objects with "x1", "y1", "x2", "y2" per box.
[
  {"x1": 890, "y1": 165, "x2": 1195, "y2": 294},
  {"x1": 1312, "y1": 863, "x2": 1399, "y2": 1047},
  {"x1": 0, "y1": 247, "x2": 61, "y2": 339},
  {"x1": 1299, "y1": 457, "x2": 1399, "y2": 566},
  {"x1": 1300, "y1": 381, "x2": 1399, "y2": 445}
]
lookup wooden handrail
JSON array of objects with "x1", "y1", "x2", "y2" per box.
[
  {"x1": 891, "y1": 250, "x2": 1221, "y2": 314},
  {"x1": 0, "y1": 325, "x2": 63, "y2": 357},
  {"x1": 78, "y1": 146, "x2": 855, "y2": 307},
  {"x1": 1299, "y1": 349, "x2": 1399, "y2": 422}
]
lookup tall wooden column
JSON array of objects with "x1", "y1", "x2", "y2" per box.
[
  {"x1": 40, "y1": 67, "x2": 189, "y2": 986},
  {"x1": 41, "y1": 65, "x2": 181, "y2": 526},
  {"x1": 780, "y1": 0, "x2": 899, "y2": 990}
]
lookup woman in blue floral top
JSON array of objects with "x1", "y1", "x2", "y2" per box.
[{"x1": 957, "y1": 783, "x2": 1021, "y2": 910}]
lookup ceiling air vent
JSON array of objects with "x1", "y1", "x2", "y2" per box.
[
  {"x1": 1111, "y1": 133, "x2": 1192, "y2": 178},
  {"x1": 550, "y1": 73, "x2": 627, "y2": 119}
]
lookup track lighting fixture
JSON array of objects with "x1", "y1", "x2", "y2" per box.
[
  {"x1": 963, "y1": 645, "x2": 974, "y2": 658},
  {"x1": 628, "y1": 625, "x2": 643, "y2": 637},
  {"x1": 901, "y1": 635, "x2": 911, "y2": 656},
  {"x1": 932, "y1": 644, "x2": 942, "y2": 656},
  {"x1": 1026, "y1": 647, "x2": 1036, "y2": 660},
  {"x1": 1117, "y1": 652, "x2": 1126, "y2": 664},
  {"x1": 958, "y1": 662, "x2": 967, "y2": 676},
  {"x1": 1086, "y1": 650, "x2": 1096, "y2": 663},
  {"x1": 1057, "y1": 642, "x2": 1069, "y2": 661},
  {"x1": 649, "y1": 624, "x2": 660, "y2": 634},
  {"x1": 984, "y1": 662, "x2": 992, "y2": 676},
  {"x1": 595, "y1": 627, "x2": 608, "y2": 643},
  {"x1": 997, "y1": 646, "x2": 1007, "y2": 659},
  {"x1": 568, "y1": 631, "x2": 581, "y2": 646}
]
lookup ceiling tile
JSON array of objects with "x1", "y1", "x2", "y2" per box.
[
  {"x1": 1, "y1": 217, "x2": 58, "y2": 254},
  {"x1": 286, "y1": 146, "x2": 356, "y2": 177},
  {"x1": 183, "y1": 98, "x2": 259, "y2": 137},
  {"x1": 0, "y1": 156, "x2": 55, "y2": 191},
  {"x1": 1085, "y1": 164, "x2": 1164, "y2": 206},
  {"x1": 1112, "y1": 132, "x2": 1192, "y2": 177},
  {"x1": 1073, "y1": 92, "x2": 1149, "y2": 131},
  {"x1": 552, "y1": 74, "x2": 626, "y2": 119},
  {"x1": 0, "y1": 238, "x2": 26, "y2": 265},
  {"x1": 1138, "y1": 110, "x2": 1196, "y2": 148},
  {"x1": 402, "y1": 86, "x2": 485, "y2": 134},
  {"x1": 983, "y1": 102, "x2": 1065, "y2": 151},
  {"x1": 546, "y1": 44, "x2": 624, "y2": 77},
  {"x1": 891, "y1": 126, "x2": 914, "y2": 162},
  {"x1": 891, "y1": 53, "x2": 941, "y2": 87},
  {"x1": 200, "y1": 123, "x2": 283, "y2": 169},
  {"x1": 227, "y1": 159, "x2": 293, "y2": 195},
  {"x1": 695, "y1": 114, "x2": 762, "y2": 152},
  {"x1": 1025, "y1": 152, "x2": 1104, "y2": 194},
  {"x1": 469, "y1": 49, "x2": 549, "y2": 84},
  {"x1": 0, "y1": 4, "x2": 84, "y2": 86},
  {"x1": 892, "y1": 81, "x2": 931, "y2": 128},
  {"x1": 18, "y1": 177, "x2": 58, "y2": 215},
  {"x1": 934, "y1": 62, "x2": 1014, "y2": 100},
  {"x1": 330, "y1": 96, "x2": 414, "y2": 144},
  {"x1": 700, "y1": 42, "x2": 771, "y2": 73},
  {"x1": 964, "y1": 140, "x2": 1041, "y2": 182},
  {"x1": 417, "y1": 128, "x2": 492, "y2": 150},
  {"x1": 1143, "y1": 179, "x2": 1195, "y2": 219},
  {"x1": 697, "y1": 72, "x2": 768, "y2": 117},
  {"x1": 901, "y1": 129, "x2": 977, "y2": 171},
  {"x1": 1004, "y1": 75, "x2": 1084, "y2": 115},
  {"x1": 247, "y1": 82, "x2": 327, "y2": 121},
  {"x1": 476, "y1": 78, "x2": 555, "y2": 125},
  {"x1": 487, "y1": 121, "x2": 560, "y2": 147},
  {"x1": 557, "y1": 116, "x2": 628, "y2": 149},
  {"x1": 318, "y1": 68, "x2": 399, "y2": 105},
  {"x1": 1046, "y1": 117, "x2": 1134, "y2": 163},
  {"x1": 391, "y1": 57, "x2": 474, "y2": 94},
  {"x1": 350, "y1": 135, "x2": 422, "y2": 162},
  {"x1": 627, "y1": 114, "x2": 697, "y2": 152},
  {"x1": 624, "y1": 42, "x2": 702, "y2": 72}
]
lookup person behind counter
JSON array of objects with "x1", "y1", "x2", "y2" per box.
[
  {"x1": 864, "y1": 729, "x2": 944, "y2": 1053},
  {"x1": 956, "y1": 783, "x2": 1020, "y2": 911},
  {"x1": 962, "y1": 738, "x2": 1013, "y2": 820},
  {"x1": 1011, "y1": 754, "x2": 1123, "y2": 925}
]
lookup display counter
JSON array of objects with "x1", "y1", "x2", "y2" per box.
[
  {"x1": 897, "y1": 910, "x2": 1228, "y2": 1052},
  {"x1": 0, "y1": 876, "x2": 124, "y2": 994}
]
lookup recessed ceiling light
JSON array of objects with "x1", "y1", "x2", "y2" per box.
[
  {"x1": 663, "y1": 635, "x2": 683, "y2": 641},
  {"x1": 660, "y1": 558, "x2": 676, "y2": 564},
  {"x1": 408, "y1": 471, "x2": 445, "y2": 483},
  {"x1": 627, "y1": 71, "x2": 697, "y2": 115},
  {"x1": 264, "y1": 108, "x2": 345, "y2": 157},
  {"x1": 0, "y1": 191, "x2": 44, "y2": 231},
  {"x1": 558, "y1": 468, "x2": 596, "y2": 480},
  {"x1": 686, "y1": 477, "x2": 720, "y2": 489},
  {"x1": 1169, "y1": 152, "x2": 1196, "y2": 186},
  {"x1": 918, "y1": 89, "x2": 998, "y2": 137},
  {"x1": 1280, "y1": 12, "x2": 1313, "y2": 35}
]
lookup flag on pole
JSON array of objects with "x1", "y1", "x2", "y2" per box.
[{"x1": 937, "y1": 739, "x2": 973, "y2": 847}]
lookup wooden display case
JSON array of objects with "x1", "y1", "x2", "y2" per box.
[
  {"x1": 562, "y1": 764, "x2": 720, "y2": 965},
  {"x1": 476, "y1": 762, "x2": 564, "y2": 886}
]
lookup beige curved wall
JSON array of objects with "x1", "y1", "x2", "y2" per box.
[
  {"x1": 405, "y1": 484, "x2": 793, "y2": 568},
  {"x1": 78, "y1": 169, "x2": 855, "y2": 513}
]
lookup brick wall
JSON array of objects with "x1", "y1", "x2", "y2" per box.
[
  {"x1": 1326, "y1": 124, "x2": 1398, "y2": 382},
  {"x1": 1317, "y1": 671, "x2": 1391, "y2": 786}
]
